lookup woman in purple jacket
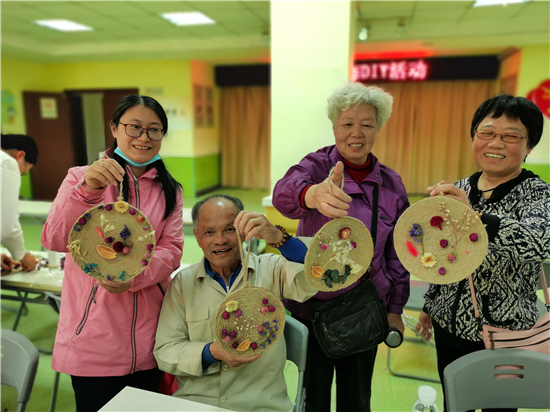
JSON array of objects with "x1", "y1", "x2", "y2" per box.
[{"x1": 273, "y1": 82, "x2": 410, "y2": 412}]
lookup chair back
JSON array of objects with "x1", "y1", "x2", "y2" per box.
[
  {"x1": 1, "y1": 329, "x2": 40, "y2": 412},
  {"x1": 444, "y1": 348, "x2": 550, "y2": 411},
  {"x1": 284, "y1": 315, "x2": 308, "y2": 412}
]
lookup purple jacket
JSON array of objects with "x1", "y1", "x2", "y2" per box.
[{"x1": 273, "y1": 145, "x2": 410, "y2": 319}]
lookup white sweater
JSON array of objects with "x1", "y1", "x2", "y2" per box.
[{"x1": 1, "y1": 150, "x2": 25, "y2": 260}]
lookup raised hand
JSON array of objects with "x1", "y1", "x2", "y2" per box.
[
  {"x1": 234, "y1": 211, "x2": 282, "y2": 244},
  {"x1": 84, "y1": 158, "x2": 125, "y2": 190},
  {"x1": 304, "y1": 161, "x2": 352, "y2": 218}
]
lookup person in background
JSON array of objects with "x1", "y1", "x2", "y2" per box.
[
  {"x1": 154, "y1": 194, "x2": 318, "y2": 412},
  {"x1": 1, "y1": 133, "x2": 39, "y2": 272},
  {"x1": 416, "y1": 94, "x2": 550, "y2": 412},
  {"x1": 272, "y1": 82, "x2": 410, "y2": 412},
  {"x1": 41, "y1": 95, "x2": 184, "y2": 412}
]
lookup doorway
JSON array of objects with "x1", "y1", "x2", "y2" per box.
[{"x1": 23, "y1": 88, "x2": 138, "y2": 200}]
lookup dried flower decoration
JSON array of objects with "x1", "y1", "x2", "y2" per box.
[
  {"x1": 469, "y1": 233, "x2": 479, "y2": 242},
  {"x1": 406, "y1": 241, "x2": 418, "y2": 257},
  {"x1": 339, "y1": 227, "x2": 351, "y2": 239},
  {"x1": 430, "y1": 216, "x2": 444, "y2": 230},
  {"x1": 115, "y1": 201, "x2": 129, "y2": 214},
  {"x1": 447, "y1": 253, "x2": 457, "y2": 263},
  {"x1": 421, "y1": 253, "x2": 437, "y2": 268},
  {"x1": 440, "y1": 239, "x2": 448, "y2": 248},
  {"x1": 438, "y1": 267, "x2": 447, "y2": 275},
  {"x1": 119, "y1": 225, "x2": 131, "y2": 240},
  {"x1": 409, "y1": 223, "x2": 423, "y2": 243},
  {"x1": 105, "y1": 204, "x2": 113, "y2": 211},
  {"x1": 225, "y1": 300, "x2": 239, "y2": 313}
]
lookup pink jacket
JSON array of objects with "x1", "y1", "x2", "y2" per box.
[{"x1": 42, "y1": 165, "x2": 183, "y2": 377}]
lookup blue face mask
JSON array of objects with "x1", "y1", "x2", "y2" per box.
[{"x1": 114, "y1": 147, "x2": 161, "y2": 168}]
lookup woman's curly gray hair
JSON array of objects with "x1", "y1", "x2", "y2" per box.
[{"x1": 327, "y1": 82, "x2": 393, "y2": 128}]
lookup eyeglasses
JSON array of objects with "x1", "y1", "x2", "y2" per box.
[
  {"x1": 474, "y1": 129, "x2": 526, "y2": 144},
  {"x1": 119, "y1": 123, "x2": 165, "y2": 141}
]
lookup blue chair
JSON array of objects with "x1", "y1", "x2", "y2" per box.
[
  {"x1": 444, "y1": 348, "x2": 550, "y2": 411},
  {"x1": 284, "y1": 315, "x2": 308, "y2": 412},
  {"x1": 1, "y1": 329, "x2": 40, "y2": 412}
]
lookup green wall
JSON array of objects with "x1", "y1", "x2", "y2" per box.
[
  {"x1": 164, "y1": 154, "x2": 221, "y2": 197},
  {"x1": 195, "y1": 154, "x2": 221, "y2": 193},
  {"x1": 524, "y1": 164, "x2": 550, "y2": 184}
]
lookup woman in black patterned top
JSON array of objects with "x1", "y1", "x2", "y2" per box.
[{"x1": 415, "y1": 94, "x2": 550, "y2": 412}]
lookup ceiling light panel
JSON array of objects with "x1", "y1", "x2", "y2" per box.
[
  {"x1": 160, "y1": 11, "x2": 215, "y2": 26},
  {"x1": 474, "y1": 0, "x2": 528, "y2": 6},
  {"x1": 33, "y1": 19, "x2": 93, "y2": 32}
]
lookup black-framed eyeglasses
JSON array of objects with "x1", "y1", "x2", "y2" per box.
[
  {"x1": 474, "y1": 129, "x2": 526, "y2": 144},
  {"x1": 119, "y1": 123, "x2": 165, "y2": 141}
]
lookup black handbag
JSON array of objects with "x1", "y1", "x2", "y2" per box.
[{"x1": 307, "y1": 184, "x2": 390, "y2": 359}]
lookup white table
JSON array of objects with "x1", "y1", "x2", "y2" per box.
[{"x1": 99, "y1": 386, "x2": 232, "y2": 412}]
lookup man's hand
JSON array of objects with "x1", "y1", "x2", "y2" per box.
[
  {"x1": 428, "y1": 180, "x2": 469, "y2": 206},
  {"x1": 209, "y1": 342, "x2": 262, "y2": 368},
  {"x1": 414, "y1": 310, "x2": 434, "y2": 342},
  {"x1": 96, "y1": 278, "x2": 132, "y2": 294},
  {"x1": 387, "y1": 313, "x2": 405, "y2": 335},
  {"x1": 234, "y1": 211, "x2": 282, "y2": 244},
  {"x1": 1, "y1": 253, "x2": 14, "y2": 272},
  {"x1": 304, "y1": 161, "x2": 352, "y2": 218},
  {"x1": 20, "y1": 252, "x2": 37, "y2": 272}
]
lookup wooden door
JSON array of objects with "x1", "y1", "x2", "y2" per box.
[
  {"x1": 23, "y1": 91, "x2": 81, "y2": 201},
  {"x1": 65, "y1": 88, "x2": 139, "y2": 149}
]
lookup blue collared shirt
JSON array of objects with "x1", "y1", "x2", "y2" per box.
[{"x1": 201, "y1": 236, "x2": 307, "y2": 369}]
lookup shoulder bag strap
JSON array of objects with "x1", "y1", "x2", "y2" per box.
[
  {"x1": 469, "y1": 267, "x2": 550, "y2": 326},
  {"x1": 371, "y1": 184, "x2": 378, "y2": 249}
]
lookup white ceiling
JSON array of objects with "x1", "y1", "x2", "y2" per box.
[{"x1": 1, "y1": 1, "x2": 548, "y2": 64}]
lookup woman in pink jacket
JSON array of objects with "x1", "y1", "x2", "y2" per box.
[{"x1": 42, "y1": 95, "x2": 184, "y2": 412}]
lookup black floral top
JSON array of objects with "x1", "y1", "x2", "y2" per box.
[{"x1": 423, "y1": 170, "x2": 550, "y2": 341}]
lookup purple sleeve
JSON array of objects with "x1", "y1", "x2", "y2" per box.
[
  {"x1": 273, "y1": 148, "x2": 333, "y2": 220},
  {"x1": 384, "y1": 193, "x2": 411, "y2": 314}
]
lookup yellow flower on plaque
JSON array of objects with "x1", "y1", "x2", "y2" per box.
[
  {"x1": 421, "y1": 252, "x2": 437, "y2": 268},
  {"x1": 115, "y1": 201, "x2": 129, "y2": 214},
  {"x1": 225, "y1": 300, "x2": 239, "y2": 313}
]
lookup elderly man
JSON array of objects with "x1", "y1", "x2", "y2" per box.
[{"x1": 154, "y1": 194, "x2": 316, "y2": 412}]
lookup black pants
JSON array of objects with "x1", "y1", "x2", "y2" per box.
[
  {"x1": 71, "y1": 367, "x2": 164, "y2": 412},
  {"x1": 294, "y1": 315, "x2": 377, "y2": 412},
  {"x1": 433, "y1": 322, "x2": 517, "y2": 412}
]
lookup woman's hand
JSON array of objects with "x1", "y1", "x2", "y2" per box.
[
  {"x1": 387, "y1": 313, "x2": 405, "y2": 335},
  {"x1": 20, "y1": 252, "x2": 37, "y2": 272},
  {"x1": 414, "y1": 310, "x2": 434, "y2": 341},
  {"x1": 209, "y1": 342, "x2": 262, "y2": 368},
  {"x1": 1, "y1": 253, "x2": 14, "y2": 272},
  {"x1": 234, "y1": 211, "x2": 282, "y2": 244},
  {"x1": 84, "y1": 158, "x2": 125, "y2": 189},
  {"x1": 96, "y1": 278, "x2": 132, "y2": 294},
  {"x1": 304, "y1": 161, "x2": 352, "y2": 218},
  {"x1": 428, "y1": 181, "x2": 469, "y2": 206}
]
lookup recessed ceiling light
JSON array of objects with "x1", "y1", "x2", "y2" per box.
[
  {"x1": 474, "y1": 0, "x2": 528, "y2": 6},
  {"x1": 33, "y1": 19, "x2": 93, "y2": 32},
  {"x1": 160, "y1": 11, "x2": 215, "y2": 26}
]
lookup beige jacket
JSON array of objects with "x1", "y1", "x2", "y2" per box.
[{"x1": 154, "y1": 249, "x2": 317, "y2": 412}]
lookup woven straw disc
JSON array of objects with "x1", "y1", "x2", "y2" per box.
[
  {"x1": 304, "y1": 216, "x2": 373, "y2": 292},
  {"x1": 214, "y1": 286, "x2": 286, "y2": 357},
  {"x1": 394, "y1": 196, "x2": 488, "y2": 285},
  {"x1": 67, "y1": 200, "x2": 156, "y2": 282}
]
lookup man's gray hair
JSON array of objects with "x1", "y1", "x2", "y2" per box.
[
  {"x1": 191, "y1": 194, "x2": 244, "y2": 226},
  {"x1": 327, "y1": 82, "x2": 393, "y2": 128}
]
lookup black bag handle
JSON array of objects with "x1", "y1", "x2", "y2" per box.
[{"x1": 371, "y1": 184, "x2": 379, "y2": 249}]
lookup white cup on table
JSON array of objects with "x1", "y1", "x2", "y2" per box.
[{"x1": 48, "y1": 250, "x2": 60, "y2": 269}]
